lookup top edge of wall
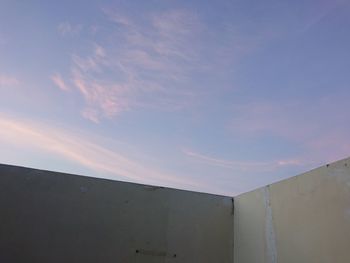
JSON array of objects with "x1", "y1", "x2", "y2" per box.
[
  {"x1": 0, "y1": 162, "x2": 232, "y2": 199},
  {"x1": 235, "y1": 156, "x2": 350, "y2": 198}
]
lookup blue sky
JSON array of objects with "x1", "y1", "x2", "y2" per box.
[{"x1": 0, "y1": 0, "x2": 350, "y2": 195}]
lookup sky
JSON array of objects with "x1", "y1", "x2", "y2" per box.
[{"x1": 0, "y1": 0, "x2": 350, "y2": 196}]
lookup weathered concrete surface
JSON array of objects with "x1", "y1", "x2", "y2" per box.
[
  {"x1": 0, "y1": 164, "x2": 234, "y2": 263},
  {"x1": 234, "y1": 157, "x2": 350, "y2": 263}
]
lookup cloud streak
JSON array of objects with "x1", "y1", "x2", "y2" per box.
[
  {"x1": 0, "y1": 114, "x2": 206, "y2": 191},
  {"x1": 183, "y1": 148, "x2": 306, "y2": 172},
  {"x1": 51, "y1": 73, "x2": 70, "y2": 91}
]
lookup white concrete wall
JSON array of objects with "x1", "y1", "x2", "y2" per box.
[
  {"x1": 234, "y1": 157, "x2": 350, "y2": 263},
  {"x1": 0, "y1": 164, "x2": 234, "y2": 263}
]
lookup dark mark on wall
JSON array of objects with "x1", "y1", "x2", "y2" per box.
[
  {"x1": 143, "y1": 186, "x2": 165, "y2": 191},
  {"x1": 135, "y1": 249, "x2": 175, "y2": 258}
]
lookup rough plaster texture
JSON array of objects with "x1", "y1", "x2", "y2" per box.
[
  {"x1": 234, "y1": 157, "x2": 350, "y2": 263},
  {"x1": 0, "y1": 164, "x2": 234, "y2": 263}
]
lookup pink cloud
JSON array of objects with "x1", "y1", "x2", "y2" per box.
[
  {"x1": 0, "y1": 75, "x2": 20, "y2": 86},
  {"x1": 56, "y1": 7, "x2": 258, "y2": 123},
  {"x1": 182, "y1": 148, "x2": 307, "y2": 172},
  {"x1": 72, "y1": 70, "x2": 130, "y2": 121},
  {"x1": 51, "y1": 73, "x2": 70, "y2": 91},
  {"x1": 0, "y1": 114, "x2": 206, "y2": 191},
  {"x1": 81, "y1": 108, "x2": 100, "y2": 123}
]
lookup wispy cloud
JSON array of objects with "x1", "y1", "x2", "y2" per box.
[
  {"x1": 0, "y1": 114, "x2": 205, "y2": 190},
  {"x1": 56, "y1": 8, "x2": 239, "y2": 122},
  {"x1": 102, "y1": 8, "x2": 132, "y2": 27},
  {"x1": 81, "y1": 108, "x2": 100, "y2": 123},
  {"x1": 0, "y1": 74, "x2": 20, "y2": 86},
  {"x1": 71, "y1": 69, "x2": 130, "y2": 119},
  {"x1": 58, "y1": 22, "x2": 83, "y2": 36},
  {"x1": 51, "y1": 73, "x2": 70, "y2": 91},
  {"x1": 183, "y1": 148, "x2": 306, "y2": 172},
  {"x1": 67, "y1": 11, "x2": 200, "y2": 122}
]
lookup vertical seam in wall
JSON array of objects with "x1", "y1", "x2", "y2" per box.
[
  {"x1": 232, "y1": 197, "x2": 235, "y2": 263},
  {"x1": 263, "y1": 186, "x2": 277, "y2": 263}
]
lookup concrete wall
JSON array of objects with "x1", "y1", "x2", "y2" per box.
[
  {"x1": 234, "y1": 157, "x2": 350, "y2": 263},
  {"x1": 3, "y1": 157, "x2": 350, "y2": 263},
  {"x1": 0, "y1": 164, "x2": 234, "y2": 263}
]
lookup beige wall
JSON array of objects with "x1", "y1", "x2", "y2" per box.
[
  {"x1": 0, "y1": 164, "x2": 234, "y2": 263},
  {"x1": 234, "y1": 157, "x2": 350, "y2": 263}
]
